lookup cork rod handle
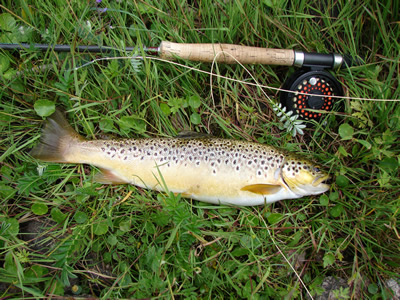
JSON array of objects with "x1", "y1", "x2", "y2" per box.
[{"x1": 159, "y1": 41, "x2": 295, "y2": 65}]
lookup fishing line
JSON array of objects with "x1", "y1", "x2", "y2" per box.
[
  {"x1": 72, "y1": 55, "x2": 400, "y2": 102},
  {"x1": 258, "y1": 211, "x2": 314, "y2": 299},
  {"x1": 209, "y1": 50, "x2": 273, "y2": 114},
  {"x1": 3, "y1": 42, "x2": 398, "y2": 103}
]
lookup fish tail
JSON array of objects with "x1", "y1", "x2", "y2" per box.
[{"x1": 30, "y1": 109, "x2": 85, "y2": 163}]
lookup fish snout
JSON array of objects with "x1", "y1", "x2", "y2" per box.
[{"x1": 312, "y1": 174, "x2": 331, "y2": 187}]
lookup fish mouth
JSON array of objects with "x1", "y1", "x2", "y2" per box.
[{"x1": 312, "y1": 175, "x2": 331, "y2": 187}]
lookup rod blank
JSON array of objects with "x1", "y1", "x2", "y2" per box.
[
  {"x1": 0, "y1": 42, "x2": 361, "y2": 68},
  {"x1": 0, "y1": 43, "x2": 139, "y2": 52}
]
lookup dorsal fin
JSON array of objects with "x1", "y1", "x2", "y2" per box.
[{"x1": 176, "y1": 131, "x2": 211, "y2": 139}]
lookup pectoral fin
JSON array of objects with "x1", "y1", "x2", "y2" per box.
[
  {"x1": 94, "y1": 169, "x2": 129, "y2": 184},
  {"x1": 241, "y1": 184, "x2": 282, "y2": 195}
]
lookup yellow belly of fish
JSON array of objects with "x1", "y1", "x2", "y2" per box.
[{"x1": 68, "y1": 148, "x2": 299, "y2": 206}]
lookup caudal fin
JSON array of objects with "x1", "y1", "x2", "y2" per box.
[{"x1": 30, "y1": 109, "x2": 85, "y2": 162}]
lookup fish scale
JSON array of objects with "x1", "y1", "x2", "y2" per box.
[{"x1": 30, "y1": 110, "x2": 330, "y2": 206}]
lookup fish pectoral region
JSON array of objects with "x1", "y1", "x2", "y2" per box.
[{"x1": 240, "y1": 184, "x2": 282, "y2": 195}]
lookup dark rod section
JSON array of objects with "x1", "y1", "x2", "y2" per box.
[
  {"x1": 303, "y1": 52, "x2": 335, "y2": 68},
  {"x1": 302, "y1": 52, "x2": 363, "y2": 69},
  {"x1": 0, "y1": 43, "x2": 158, "y2": 53}
]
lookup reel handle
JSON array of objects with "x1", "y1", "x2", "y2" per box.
[{"x1": 159, "y1": 41, "x2": 294, "y2": 65}]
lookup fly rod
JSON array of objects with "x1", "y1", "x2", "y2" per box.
[
  {"x1": 1, "y1": 41, "x2": 362, "y2": 121},
  {"x1": 0, "y1": 41, "x2": 359, "y2": 69}
]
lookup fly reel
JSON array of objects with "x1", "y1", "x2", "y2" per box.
[{"x1": 280, "y1": 68, "x2": 343, "y2": 121}]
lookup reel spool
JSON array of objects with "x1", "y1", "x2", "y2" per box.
[{"x1": 280, "y1": 68, "x2": 343, "y2": 121}]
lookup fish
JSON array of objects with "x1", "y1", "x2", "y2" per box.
[{"x1": 30, "y1": 109, "x2": 331, "y2": 206}]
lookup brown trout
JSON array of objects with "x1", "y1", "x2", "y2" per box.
[{"x1": 30, "y1": 110, "x2": 330, "y2": 206}]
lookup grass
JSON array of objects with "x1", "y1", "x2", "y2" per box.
[{"x1": 0, "y1": 0, "x2": 399, "y2": 298}]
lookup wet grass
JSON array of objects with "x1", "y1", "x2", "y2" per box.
[{"x1": 0, "y1": 0, "x2": 399, "y2": 299}]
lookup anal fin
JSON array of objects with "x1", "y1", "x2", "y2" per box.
[
  {"x1": 241, "y1": 184, "x2": 282, "y2": 195},
  {"x1": 94, "y1": 168, "x2": 129, "y2": 184}
]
